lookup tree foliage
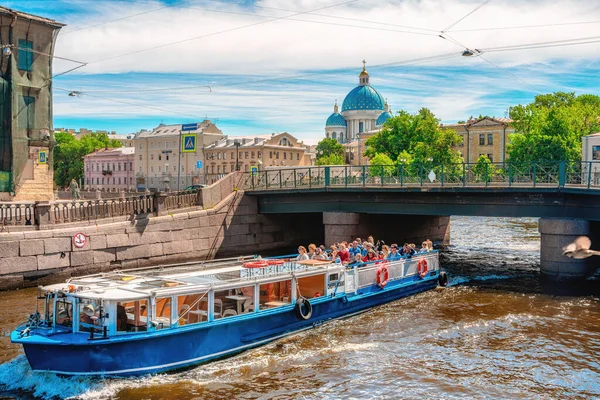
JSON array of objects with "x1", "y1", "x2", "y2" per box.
[
  {"x1": 315, "y1": 138, "x2": 344, "y2": 165},
  {"x1": 364, "y1": 108, "x2": 463, "y2": 166},
  {"x1": 472, "y1": 154, "x2": 493, "y2": 182},
  {"x1": 53, "y1": 132, "x2": 122, "y2": 188},
  {"x1": 368, "y1": 153, "x2": 395, "y2": 177},
  {"x1": 508, "y1": 92, "x2": 600, "y2": 163}
]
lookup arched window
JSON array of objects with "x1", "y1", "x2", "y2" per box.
[{"x1": 332, "y1": 132, "x2": 337, "y2": 141}]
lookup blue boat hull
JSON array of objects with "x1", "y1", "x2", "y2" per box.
[{"x1": 15, "y1": 274, "x2": 438, "y2": 376}]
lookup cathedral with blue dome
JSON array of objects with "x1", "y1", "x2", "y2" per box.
[{"x1": 325, "y1": 61, "x2": 392, "y2": 144}]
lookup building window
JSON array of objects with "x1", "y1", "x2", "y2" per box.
[
  {"x1": 17, "y1": 39, "x2": 33, "y2": 71},
  {"x1": 102, "y1": 177, "x2": 105, "y2": 184},
  {"x1": 488, "y1": 134, "x2": 493, "y2": 145},
  {"x1": 151, "y1": 166, "x2": 154, "y2": 173},
  {"x1": 223, "y1": 165, "x2": 228, "y2": 173},
  {"x1": 245, "y1": 152, "x2": 248, "y2": 159},
  {"x1": 139, "y1": 155, "x2": 142, "y2": 161},
  {"x1": 359, "y1": 122, "x2": 364, "y2": 133},
  {"x1": 139, "y1": 144, "x2": 142, "y2": 150},
  {"x1": 479, "y1": 134, "x2": 485, "y2": 145},
  {"x1": 173, "y1": 166, "x2": 176, "y2": 172},
  {"x1": 151, "y1": 154, "x2": 154, "y2": 160},
  {"x1": 151, "y1": 143, "x2": 155, "y2": 149},
  {"x1": 217, "y1": 153, "x2": 221, "y2": 160},
  {"x1": 290, "y1": 152, "x2": 292, "y2": 160},
  {"x1": 86, "y1": 164, "x2": 89, "y2": 171},
  {"x1": 118, "y1": 177, "x2": 121, "y2": 185},
  {"x1": 129, "y1": 162, "x2": 132, "y2": 170},
  {"x1": 113, "y1": 177, "x2": 115, "y2": 184},
  {"x1": 18, "y1": 96, "x2": 35, "y2": 132},
  {"x1": 258, "y1": 151, "x2": 261, "y2": 158},
  {"x1": 102, "y1": 162, "x2": 105, "y2": 170},
  {"x1": 269, "y1": 151, "x2": 272, "y2": 159},
  {"x1": 487, "y1": 154, "x2": 494, "y2": 162},
  {"x1": 130, "y1": 177, "x2": 132, "y2": 185},
  {"x1": 245, "y1": 165, "x2": 249, "y2": 172},
  {"x1": 158, "y1": 166, "x2": 161, "y2": 173},
  {"x1": 231, "y1": 152, "x2": 234, "y2": 160},
  {"x1": 158, "y1": 155, "x2": 162, "y2": 161},
  {"x1": 281, "y1": 138, "x2": 287, "y2": 146},
  {"x1": 297, "y1": 153, "x2": 300, "y2": 160},
  {"x1": 165, "y1": 142, "x2": 169, "y2": 149},
  {"x1": 166, "y1": 155, "x2": 169, "y2": 161},
  {"x1": 139, "y1": 166, "x2": 142, "y2": 172},
  {"x1": 113, "y1": 163, "x2": 115, "y2": 171},
  {"x1": 251, "y1": 151, "x2": 255, "y2": 159},
  {"x1": 86, "y1": 178, "x2": 89, "y2": 185},
  {"x1": 118, "y1": 163, "x2": 121, "y2": 171},
  {"x1": 276, "y1": 152, "x2": 279, "y2": 159},
  {"x1": 217, "y1": 166, "x2": 220, "y2": 173},
  {"x1": 332, "y1": 132, "x2": 337, "y2": 141}
]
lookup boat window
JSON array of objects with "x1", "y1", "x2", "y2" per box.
[
  {"x1": 154, "y1": 297, "x2": 172, "y2": 329},
  {"x1": 259, "y1": 280, "x2": 291, "y2": 310},
  {"x1": 78, "y1": 299, "x2": 102, "y2": 332},
  {"x1": 177, "y1": 292, "x2": 209, "y2": 325},
  {"x1": 56, "y1": 296, "x2": 74, "y2": 327},
  {"x1": 117, "y1": 299, "x2": 149, "y2": 332},
  {"x1": 297, "y1": 274, "x2": 326, "y2": 299},
  {"x1": 214, "y1": 285, "x2": 254, "y2": 318}
]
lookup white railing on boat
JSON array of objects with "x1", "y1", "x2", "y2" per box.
[{"x1": 355, "y1": 252, "x2": 439, "y2": 289}]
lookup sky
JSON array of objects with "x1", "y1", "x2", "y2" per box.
[{"x1": 6, "y1": 0, "x2": 600, "y2": 144}]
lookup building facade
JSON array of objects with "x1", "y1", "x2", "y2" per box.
[
  {"x1": 84, "y1": 147, "x2": 135, "y2": 192},
  {"x1": 204, "y1": 132, "x2": 312, "y2": 174},
  {"x1": 445, "y1": 117, "x2": 515, "y2": 164},
  {"x1": 0, "y1": 7, "x2": 64, "y2": 200},
  {"x1": 133, "y1": 120, "x2": 224, "y2": 190},
  {"x1": 582, "y1": 132, "x2": 600, "y2": 186}
]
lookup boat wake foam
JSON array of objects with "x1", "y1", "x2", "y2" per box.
[{"x1": 0, "y1": 355, "x2": 98, "y2": 399}]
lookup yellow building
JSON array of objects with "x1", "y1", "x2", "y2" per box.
[
  {"x1": 203, "y1": 132, "x2": 312, "y2": 174},
  {"x1": 133, "y1": 120, "x2": 224, "y2": 190},
  {"x1": 444, "y1": 117, "x2": 514, "y2": 163}
]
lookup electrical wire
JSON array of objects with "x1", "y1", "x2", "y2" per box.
[
  {"x1": 478, "y1": 54, "x2": 541, "y2": 94},
  {"x1": 481, "y1": 36, "x2": 600, "y2": 53},
  {"x1": 451, "y1": 19, "x2": 600, "y2": 32},
  {"x1": 442, "y1": 0, "x2": 493, "y2": 32},
  {"x1": 86, "y1": 0, "x2": 359, "y2": 64}
]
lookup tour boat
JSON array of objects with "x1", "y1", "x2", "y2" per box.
[{"x1": 11, "y1": 252, "x2": 447, "y2": 377}]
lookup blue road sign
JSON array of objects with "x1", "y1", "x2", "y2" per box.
[
  {"x1": 196, "y1": 160, "x2": 203, "y2": 169},
  {"x1": 182, "y1": 134, "x2": 197, "y2": 152},
  {"x1": 39, "y1": 151, "x2": 47, "y2": 164},
  {"x1": 181, "y1": 123, "x2": 198, "y2": 132}
]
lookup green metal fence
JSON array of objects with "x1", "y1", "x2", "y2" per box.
[{"x1": 243, "y1": 161, "x2": 600, "y2": 191}]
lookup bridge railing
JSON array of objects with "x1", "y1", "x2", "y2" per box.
[{"x1": 243, "y1": 161, "x2": 600, "y2": 191}]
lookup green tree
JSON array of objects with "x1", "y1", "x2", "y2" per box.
[
  {"x1": 508, "y1": 92, "x2": 600, "y2": 163},
  {"x1": 53, "y1": 132, "x2": 122, "y2": 188},
  {"x1": 315, "y1": 153, "x2": 344, "y2": 166},
  {"x1": 472, "y1": 154, "x2": 493, "y2": 183},
  {"x1": 315, "y1": 138, "x2": 344, "y2": 159},
  {"x1": 365, "y1": 108, "x2": 463, "y2": 166},
  {"x1": 368, "y1": 153, "x2": 394, "y2": 177}
]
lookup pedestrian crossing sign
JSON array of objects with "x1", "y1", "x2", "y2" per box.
[
  {"x1": 250, "y1": 166, "x2": 258, "y2": 176},
  {"x1": 39, "y1": 151, "x2": 47, "y2": 164},
  {"x1": 182, "y1": 134, "x2": 197, "y2": 153}
]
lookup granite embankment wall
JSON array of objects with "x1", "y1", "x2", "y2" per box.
[{"x1": 0, "y1": 173, "x2": 322, "y2": 290}]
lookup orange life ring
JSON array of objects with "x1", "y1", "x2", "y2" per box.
[
  {"x1": 243, "y1": 261, "x2": 268, "y2": 268},
  {"x1": 266, "y1": 259, "x2": 284, "y2": 266},
  {"x1": 376, "y1": 265, "x2": 389, "y2": 288},
  {"x1": 313, "y1": 292, "x2": 321, "y2": 298},
  {"x1": 418, "y1": 259, "x2": 428, "y2": 278}
]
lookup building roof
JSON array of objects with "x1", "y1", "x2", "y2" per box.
[
  {"x1": 585, "y1": 132, "x2": 600, "y2": 137},
  {"x1": 326, "y1": 113, "x2": 347, "y2": 127},
  {"x1": 0, "y1": 6, "x2": 65, "y2": 28},
  {"x1": 84, "y1": 147, "x2": 135, "y2": 158},
  {"x1": 376, "y1": 111, "x2": 393, "y2": 127},
  {"x1": 135, "y1": 120, "x2": 222, "y2": 138},
  {"x1": 342, "y1": 85, "x2": 386, "y2": 112}
]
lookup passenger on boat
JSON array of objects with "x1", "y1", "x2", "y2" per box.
[
  {"x1": 349, "y1": 241, "x2": 361, "y2": 257},
  {"x1": 362, "y1": 249, "x2": 378, "y2": 263},
  {"x1": 381, "y1": 244, "x2": 390, "y2": 258},
  {"x1": 361, "y1": 242, "x2": 373, "y2": 257},
  {"x1": 116, "y1": 304, "x2": 128, "y2": 331},
  {"x1": 337, "y1": 243, "x2": 350, "y2": 264},
  {"x1": 296, "y1": 246, "x2": 309, "y2": 261},
  {"x1": 348, "y1": 253, "x2": 364, "y2": 267},
  {"x1": 419, "y1": 239, "x2": 433, "y2": 253},
  {"x1": 368, "y1": 236, "x2": 375, "y2": 246},
  {"x1": 329, "y1": 246, "x2": 338, "y2": 261},
  {"x1": 80, "y1": 304, "x2": 97, "y2": 325},
  {"x1": 313, "y1": 247, "x2": 328, "y2": 260},
  {"x1": 387, "y1": 244, "x2": 402, "y2": 261},
  {"x1": 307, "y1": 244, "x2": 317, "y2": 259},
  {"x1": 400, "y1": 243, "x2": 416, "y2": 258}
]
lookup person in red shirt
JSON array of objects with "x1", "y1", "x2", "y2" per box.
[
  {"x1": 337, "y1": 243, "x2": 350, "y2": 264},
  {"x1": 362, "y1": 249, "x2": 378, "y2": 263}
]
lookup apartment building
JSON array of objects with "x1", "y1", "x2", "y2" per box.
[{"x1": 83, "y1": 147, "x2": 135, "y2": 191}]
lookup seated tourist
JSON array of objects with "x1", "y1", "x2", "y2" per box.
[
  {"x1": 307, "y1": 243, "x2": 317, "y2": 259},
  {"x1": 80, "y1": 304, "x2": 99, "y2": 326},
  {"x1": 381, "y1": 244, "x2": 390, "y2": 258},
  {"x1": 362, "y1": 249, "x2": 378, "y2": 263},
  {"x1": 116, "y1": 304, "x2": 128, "y2": 331},
  {"x1": 400, "y1": 243, "x2": 416, "y2": 258},
  {"x1": 361, "y1": 242, "x2": 373, "y2": 257},
  {"x1": 387, "y1": 244, "x2": 402, "y2": 261},
  {"x1": 348, "y1": 253, "x2": 364, "y2": 267},
  {"x1": 337, "y1": 243, "x2": 350, "y2": 264},
  {"x1": 313, "y1": 247, "x2": 328, "y2": 260},
  {"x1": 367, "y1": 236, "x2": 375, "y2": 246},
  {"x1": 348, "y1": 241, "x2": 361, "y2": 257},
  {"x1": 296, "y1": 246, "x2": 309, "y2": 261}
]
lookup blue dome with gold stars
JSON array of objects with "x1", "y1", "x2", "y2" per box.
[
  {"x1": 326, "y1": 112, "x2": 347, "y2": 127},
  {"x1": 376, "y1": 111, "x2": 393, "y2": 127},
  {"x1": 341, "y1": 85, "x2": 386, "y2": 112}
]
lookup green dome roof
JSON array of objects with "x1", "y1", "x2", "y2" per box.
[{"x1": 341, "y1": 85, "x2": 385, "y2": 112}]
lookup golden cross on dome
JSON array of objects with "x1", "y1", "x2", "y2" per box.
[{"x1": 362, "y1": 59, "x2": 366, "y2": 70}]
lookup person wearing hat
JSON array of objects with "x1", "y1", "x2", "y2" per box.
[
  {"x1": 80, "y1": 303, "x2": 97, "y2": 325},
  {"x1": 387, "y1": 244, "x2": 402, "y2": 261}
]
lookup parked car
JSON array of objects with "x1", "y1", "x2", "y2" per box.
[{"x1": 183, "y1": 184, "x2": 207, "y2": 192}]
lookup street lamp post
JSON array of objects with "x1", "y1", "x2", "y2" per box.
[{"x1": 234, "y1": 139, "x2": 240, "y2": 171}]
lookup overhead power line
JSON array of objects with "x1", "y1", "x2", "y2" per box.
[
  {"x1": 86, "y1": 0, "x2": 359, "y2": 65},
  {"x1": 451, "y1": 20, "x2": 600, "y2": 32},
  {"x1": 442, "y1": 0, "x2": 493, "y2": 32}
]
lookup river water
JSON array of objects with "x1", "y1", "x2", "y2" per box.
[{"x1": 1, "y1": 216, "x2": 599, "y2": 399}]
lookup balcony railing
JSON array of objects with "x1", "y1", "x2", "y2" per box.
[{"x1": 243, "y1": 161, "x2": 600, "y2": 191}]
